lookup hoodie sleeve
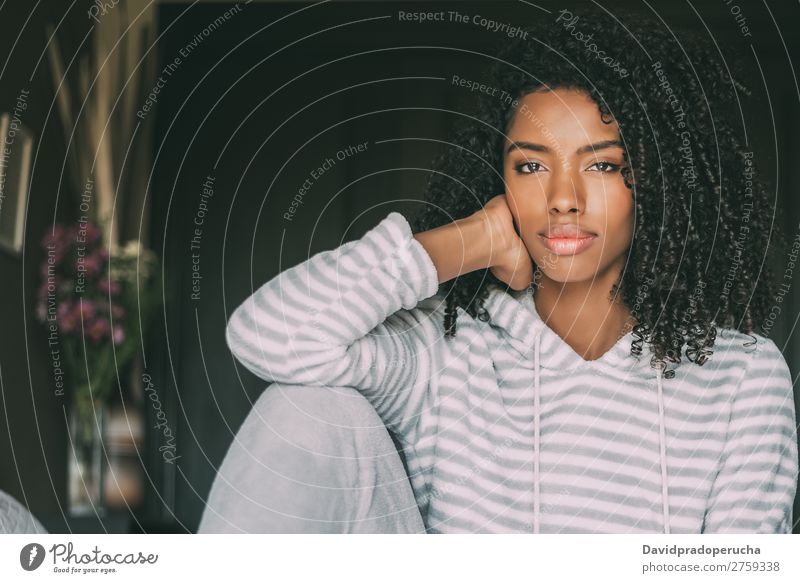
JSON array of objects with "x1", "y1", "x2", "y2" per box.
[
  {"x1": 702, "y1": 337, "x2": 799, "y2": 533},
  {"x1": 224, "y1": 211, "x2": 447, "y2": 441}
]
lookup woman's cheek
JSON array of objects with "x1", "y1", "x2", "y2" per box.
[
  {"x1": 505, "y1": 176, "x2": 543, "y2": 217},
  {"x1": 504, "y1": 184, "x2": 545, "y2": 253},
  {"x1": 504, "y1": 194, "x2": 536, "y2": 240},
  {"x1": 610, "y1": 193, "x2": 635, "y2": 246},
  {"x1": 597, "y1": 195, "x2": 635, "y2": 260}
]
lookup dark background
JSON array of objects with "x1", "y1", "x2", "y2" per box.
[{"x1": 1, "y1": 0, "x2": 799, "y2": 533}]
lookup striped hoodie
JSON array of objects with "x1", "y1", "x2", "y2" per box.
[{"x1": 225, "y1": 211, "x2": 798, "y2": 533}]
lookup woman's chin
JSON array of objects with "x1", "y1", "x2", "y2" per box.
[{"x1": 534, "y1": 263, "x2": 600, "y2": 285}]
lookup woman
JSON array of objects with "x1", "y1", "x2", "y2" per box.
[{"x1": 200, "y1": 9, "x2": 797, "y2": 533}]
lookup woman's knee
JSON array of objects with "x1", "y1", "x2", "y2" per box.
[
  {"x1": 243, "y1": 383, "x2": 391, "y2": 457},
  {"x1": 198, "y1": 383, "x2": 420, "y2": 533}
]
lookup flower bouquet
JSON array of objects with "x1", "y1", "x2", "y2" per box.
[{"x1": 36, "y1": 221, "x2": 159, "y2": 513}]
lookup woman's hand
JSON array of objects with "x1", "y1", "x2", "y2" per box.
[
  {"x1": 412, "y1": 194, "x2": 534, "y2": 290},
  {"x1": 472, "y1": 194, "x2": 534, "y2": 291}
]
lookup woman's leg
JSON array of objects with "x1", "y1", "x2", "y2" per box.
[
  {"x1": 197, "y1": 383, "x2": 426, "y2": 533},
  {"x1": 0, "y1": 490, "x2": 47, "y2": 533}
]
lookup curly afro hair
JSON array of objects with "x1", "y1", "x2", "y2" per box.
[{"x1": 409, "y1": 7, "x2": 785, "y2": 378}]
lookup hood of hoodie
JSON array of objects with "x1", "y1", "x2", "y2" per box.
[
  {"x1": 475, "y1": 283, "x2": 671, "y2": 534},
  {"x1": 480, "y1": 283, "x2": 655, "y2": 375}
]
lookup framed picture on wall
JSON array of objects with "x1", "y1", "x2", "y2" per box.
[{"x1": 0, "y1": 111, "x2": 34, "y2": 254}]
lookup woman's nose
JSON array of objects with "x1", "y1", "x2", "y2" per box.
[{"x1": 547, "y1": 170, "x2": 584, "y2": 214}]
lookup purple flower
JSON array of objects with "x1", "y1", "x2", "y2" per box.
[
  {"x1": 57, "y1": 301, "x2": 79, "y2": 334},
  {"x1": 112, "y1": 326, "x2": 125, "y2": 346},
  {"x1": 83, "y1": 222, "x2": 102, "y2": 245},
  {"x1": 80, "y1": 300, "x2": 97, "y2": 322},
  {"x1": 82, "y1": 249, "x2": 108, "y2": 279},
  {"x1": 86, "y1": 317, "x2": 110, "y2": 343},
  {"x1": 41, "y1": 224, "x2": 68, "y2": 247},
  {"x1": 38, "y1": 222, "x2": 158, "y2": 356},
  {"x1": 42, "y1": 227, "x2": 70, "y2": 265},
  {"x1": 110, "y1": 303, "x2": 125, "y2": 319},
  {"x1": 98, "y1": 278, "x2": 122, "y2": 296}
]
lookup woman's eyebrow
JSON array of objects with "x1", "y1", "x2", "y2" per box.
[
  {"x1": 505, "y1": 141, "x2": 550, "y2": 155},
  {"x1": 575, "y1": 139, "x2": 624, "y2": 155},
  {"x1": 505, "y1": 139, "x2": 623, "y2": 155}
]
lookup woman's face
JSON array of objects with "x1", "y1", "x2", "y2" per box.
[{"x1": 502, "y1": 88, "x2": 634, "y2": 285}]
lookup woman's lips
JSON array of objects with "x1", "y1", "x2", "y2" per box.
[{"x1": 538, "y1": 234, "x2": 597, "y2": 255}]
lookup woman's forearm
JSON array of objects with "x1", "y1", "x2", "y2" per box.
[{"x1": 412, "y1": 214, "x2": 495, "y2": 284}]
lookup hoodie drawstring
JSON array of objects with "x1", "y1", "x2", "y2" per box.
[
  {"x1": 656, "y1": 367, "x2": 671, "y2": 534},
  {"x1": 533, "y1": 332, "x2": 541, "y2": 534},
  {"x1": 531, "y1": 332, "x2": 671, "y2": 534}
]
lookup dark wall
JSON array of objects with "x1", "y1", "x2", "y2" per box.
[
  {"x1": 147, "y1": 1, "x2": 800, "y2": 532},
  {"x1": 0, "y1": 2, "x2": 93, "y2": 520},
  {"x1": 147, "y1": 0, "x2": 474, "y2": 530}
]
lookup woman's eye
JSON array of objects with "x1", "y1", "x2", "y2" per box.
[
  {"x1": 515, "y1": 161, "x2": 544, "y2": 174},
  {"x1": 588, "y1": 161, "x2": 621, "y2": 173}
]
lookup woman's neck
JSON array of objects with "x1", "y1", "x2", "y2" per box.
[{"x1": 532, "y1": 267, "x2": 635, "y2": 362}]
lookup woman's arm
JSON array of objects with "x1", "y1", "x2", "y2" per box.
[
  {"x1": 225, "y1": 209, "x2": 508, "y2": 441},
  {"x1": 414, "y1": 193, "x2": 534, "y2": 291},
  {"x1": 702, "y1": 338, "x2": 799, "y2": 533}
]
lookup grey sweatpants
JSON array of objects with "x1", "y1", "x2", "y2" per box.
[{"x1": 197, "y1": 383, "x2": 426, "y2": 533}]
